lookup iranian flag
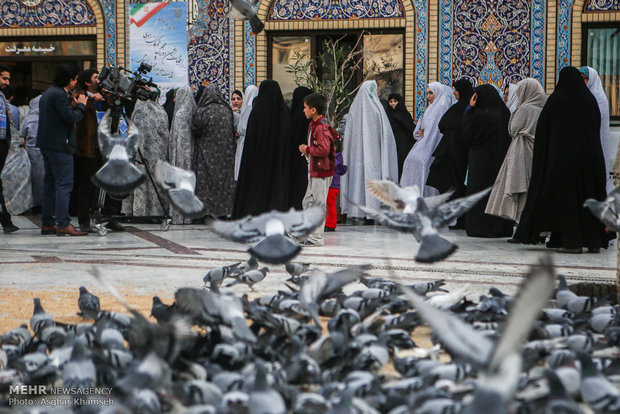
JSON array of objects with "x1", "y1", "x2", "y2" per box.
[{"x1": 130, "y1": 2, "x2": 169, "y2": 27}]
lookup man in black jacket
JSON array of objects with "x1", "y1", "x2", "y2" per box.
[
  {"x1": 0, "y1": 64, "x2": 18, "y2": 234},
  {"x1": 36, "y1": 64, "x2": 89, "y2": 236}
]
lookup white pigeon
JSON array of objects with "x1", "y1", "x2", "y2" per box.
[
  {"x1": 227, "y1": 0, "x2": 264, "y2": 35},
  {"x1": 154, "y1": 160, "x2": 206, "y2": 219},
  {"x1": 366, "y1": 180, "x2": 453, "y2": 214},
  {"x1": 92, "y1": 110, "x2": 145, "y2": 195},
  {"x1": 209, "y1": 207, "x2": 325, "y2": 264},
  {"x1": 356, "y1": 185, "x2": 491, "y2": 262}
]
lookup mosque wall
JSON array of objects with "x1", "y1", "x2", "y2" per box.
[{"x1": 0, "y1": 0, "x2": 618, "y2": 119}]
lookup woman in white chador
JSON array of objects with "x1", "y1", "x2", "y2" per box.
[
  {"x1": 580, "y1": 66, "x2": 612, "y2": 193},
  {"x1": 340, "y1": 80, "x2": 398, "y2": 218},
  {"x1": 400, "y1": 82, "x2": 453, "y2": 195},
  {"x1": 234, "y1": 85, "x2": 258, "y2": 181}
]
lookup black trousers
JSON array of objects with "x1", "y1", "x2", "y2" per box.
[{"x1": 0, "y1": 139, "x2": 12, "y2": 226}]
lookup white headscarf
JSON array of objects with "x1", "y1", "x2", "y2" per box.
[
  {"x1": 506, "y1": 83, "x2": 519, "y2": 113},
  {"x1": 340, "y1": 80, "x2": 399, "y2": 217},
  {"x1": 583, "y1": 66, "x2": 612, "y2": 193},
  {"x1": 400, "y1": 82, "x2": 453, "y2": 194},
  {"x1": 234, "y1": 85, "x2": 258, "y2": 180}
]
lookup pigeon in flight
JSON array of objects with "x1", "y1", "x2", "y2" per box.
[
  {"x1": 367, "y1": 180, "x2": 453, "y2": 213},
  {"x1": 355, "y1": 186, "x2": 491, "y2": 262},
  {"x1": 154, "y1": 160, "x2": 206, "y2": 219},
  {"x1": 403, "y1": 256, "x2": 556, "y2": 414},
  {"x1": 209, "y1": 207, "x2": 325, "y2": 264},
  {"x1": 584, "y1": 186, "x2": 620, "y2": 232},
  {"x1": 92, "y1": 110, "x2": 146, "y2": 195},
  {"x1": 227, "y1": 0, "x2": 264, "y2": 35}
]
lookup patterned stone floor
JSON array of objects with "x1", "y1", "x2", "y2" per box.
[{"x1": 0, "y1": 215, "x2": 616, "y2": 332}]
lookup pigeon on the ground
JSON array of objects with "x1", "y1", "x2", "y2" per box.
[
  {"x1": 355, "y1": 186, "x2": 491, "y2": 263},
  {"x1": 203, "y1": 262, "x2": 241, "y2": 288},
  {"x1": 403, "y1": 256, "x2": 555, "y2": 414},
  {"x1": 300, "y1": 266, "x2": 369, "y2": 325},
  {"x1": 154, "y1": 160, "x2": 206, "y2": 219},
  {"x1": 233, "y1": 256, "x2": 258, "y2": 276},
  {"x1": 209, "y1": 207, "x2": 325, "y2": 264},
  {"x1": 150, "y1": 296, "x2": 177, "y2": 324},
  {"x1": 92, "y1": 110, "x2": 146, "y2": 195},
  {"x1": 77, "y1": 286, "x2": 100, "y2": 320},
  {"x1": 30, "y1": 298, "x2": 54, "y2": 337},
  {"x1": 285, "y1": 262, "x2": 310, "y2": 279},
  {"x1": 584, "y1": 186, "x2": 620, "y2": 231},
  {"x1": 578, "y1": 352, "x2": 620, "y2": 412},
  {"x1": 226, "y1": 267, "x2": 269, "y2": 290},
  {"x1": 227, "y1": 0, "x2": 264, "y2": 35}
]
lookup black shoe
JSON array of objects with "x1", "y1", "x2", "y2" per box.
[
  {"x1": 79, "y1": 224, "x2": 96, "y2": 234},
  {"x1": 324, "y1": 226, "x2": 336, "y2": 232},
  {"x1": 555, "y1": 247, "x2": 582, "y2": 254},
  {"x1": 506, "y1": 238, "x2": 519, "y2": 244},
  {"x1": 2, "y1": 223, "x2": 19, "y2": 234},
  {"x1": 587, "y1": 248, "x2": 600, "y2": 254},
  {"x1": 363, "y1": 218, "x2": 375, "y2": 226},
  {"x1": 105, "y1": 220, "x2": 125, "y2": 232}
]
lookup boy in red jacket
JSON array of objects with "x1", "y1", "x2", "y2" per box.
[{"x1": 298, "y1": 93, "x2": 336, "y2": 246}]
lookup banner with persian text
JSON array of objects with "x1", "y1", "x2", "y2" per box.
[{"x1": 129, "y1": 1, "x2": 188, "y2": 90}]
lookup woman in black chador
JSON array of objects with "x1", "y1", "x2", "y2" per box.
[
  {"x1": 513, "y1": 66, "x2": 611, "y2": 253},
  {"x1": 427, "y1": 78, "x2": 473, "y2": 201},
  {"x1": 385, "y1": 93, "x2": 415, "y2": 180},
  {"x1": 462, "y1": 84, "x2": 514, "y2": 238},
  {"x1": 233, "y1": 80, "x2": 292, "y2": 218},
  {"x1": 288, "y1": 86, "x2": 313, "y2": 210}
]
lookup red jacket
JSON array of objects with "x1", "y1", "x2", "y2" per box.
[{"x1": 307, "y1": 116, "x2": 336, "y2": 178}]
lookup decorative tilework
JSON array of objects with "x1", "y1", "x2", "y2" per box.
[
  {"x1": 268, "y1": 0, "x2": 405, "y2": 21},
  {"x1": 187, "y1": 0, "x2": 233, "y2": 99},
  {"x1": 585, "y1": 0, "x2": 620, "y2": 11},
  {"x1": 102, "y1": 0, "x2": 116, "y2": 66},
  {"x1": 0, "y1": 0, "x2": 95, "y2": 28},
  {"x1": 443, "y1": 0, "x2": 544, "y2": 88},
  {"x1": 244, "y1": 20, "x2": 256, "y2": 87},
  {"x1": 439, "y1": 0, "x2": 453, "y2": 84},
  {"x1": 413, "y1": 0, "x2": 428, "y2": 121},
  {"x1": 558, "y1": 0, "x2": 574, "y2": 72}
]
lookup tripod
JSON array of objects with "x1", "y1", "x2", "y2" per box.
[{"x1": 90, "y1": 103, "x2": 171, "y2": 236}]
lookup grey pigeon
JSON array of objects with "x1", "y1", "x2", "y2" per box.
[
  {"x1": 248, "y1": 360, "x2": 286, "y2": 414},
  {"x1": 30, "y1": 297, "x2": 54, "y2": 337},
  {"x1": 356, "y1": 186, "x2": 491, "y2": 262},
  {"x1": 150, "y1": 296, "x2": 177, "y2": 324},
  {"x1": 62, "y1": 340, "x2": 96, "y2": 389},
  {"x1": 300, "y1": 266, "x2": 369, "y2": 325},
  {"x1": 77, "y1": 286, "x2": 100, "y2": 319},
  {"x1": 228, "y1": 0, "x2": 264, "y2": 35},
  {"x1": 285, "y1": 262, "x2": 310, "y2": 279},
  {"x1": 578, "y1": 352, "x2": 620, "y2": 412},
  {"x1": 556, "y1": 275, "x2": 594, "y2": 314},
  {"x1": 403, "y1": 256, "x2": 555, "y2": 414},
  {"x1": 544, "y1": 369, "x2": 584, "y2": 414},
  {"x1": 154, "y1": 160, "x2": 206, "y2": 219},
  {"x1": 234, "y1": 255, "x2": 259, "y2": 276},
  {"x1": 203, "y1": 262, "x2": 242, "y2": 287},
  {"x1": 209, "y1": 207, "x2": 326, "y2": 264},
  {"x1": 2, "y1": 324, "x2": 31, "y2": 346},
  {"x1": 92, "y1": 110, "x2": 146, "y2": 195},
  {"x1": 366, "y1": 179, "x2": 453, "y2": 213},
  {"x1": 583, "y1": 186, "x2": 620, "y2": 231},
  {"x1": 175, "y1": 287, "x2": 256, "y2": 343},
  {"x1": 226, "y1": 267, "x2": 269, "y2": 290}
]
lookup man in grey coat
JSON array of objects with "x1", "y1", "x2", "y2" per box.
[{"x1": 36, "y1": 64, "x2": 88, "y2": 236}]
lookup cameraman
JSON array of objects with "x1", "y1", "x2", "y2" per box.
[{"x1": 37, "y1": 64, "x2": 88, "y2": 236}]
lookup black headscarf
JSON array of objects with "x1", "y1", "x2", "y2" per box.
[
  {"x1": 289, "y1": 86, "x2": 313, "y2": 209},
  {"x1": 461, "y1": 84, "x2": 513, "y2": 237},
  {"x1": 162, "y1": 88, "x2": 176, "y2": 130},
  {"x1": 514, "y1": 66, "x2": 610, "y2": 248},
  {"x1": 385, "y1": 93, "x2": 415, "y2": 180},
  {"x1": 427, "y1": 78, "x2": 473, "y2": 203},
  {"x1": 233, "y1": 80, "x2": 292, "y2": 218}
]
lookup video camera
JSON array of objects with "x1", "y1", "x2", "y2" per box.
[{"x1": 98, "y1": 62, "x2": 160, "y2": 105}]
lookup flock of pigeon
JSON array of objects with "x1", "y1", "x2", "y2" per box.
[{"x1": 0, "y1": 255, "x2": 619, "y2": 413}]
